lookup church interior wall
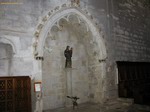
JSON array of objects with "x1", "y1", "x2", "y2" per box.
[{"x1": 0, "y1": 0, "x2": 149, "y2": 111}]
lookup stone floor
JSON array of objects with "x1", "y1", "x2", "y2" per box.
[{"x1": 43, "y1": 99, "x2": 150, "y2": 112}]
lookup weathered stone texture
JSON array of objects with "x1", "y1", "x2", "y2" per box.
[{"x1": 112, "y1": 0, "x2": 150, "y2": 61}]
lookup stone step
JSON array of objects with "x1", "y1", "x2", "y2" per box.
[
  {"x1": 132, "y1": 104, "x2": 150, "y2": 111},
  {"x1": 101, "y1": 98, "x2": 133, "y2": 110},
  {"x1": 117, "y1": 98, "x2": 134, "y2": 105}
]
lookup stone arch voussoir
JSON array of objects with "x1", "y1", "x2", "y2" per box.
[{"x1": 34, "y1": 5, "x2": 107, "y2": 61}]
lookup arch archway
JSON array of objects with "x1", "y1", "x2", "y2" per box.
[
  {"x1": 0, "y1": 37, "x2": 17, "y2": 54},
  {"x1": 0, "y1": 37, "x2": 16, "y2": 76},
  {"x1": 34, "y1": 6, "x2": 107, "y2": 110},
  {"x1": 35, "y1": 7, "x2": 106, "y2": 59}
]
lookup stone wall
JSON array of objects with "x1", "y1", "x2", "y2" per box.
[
  {"x1": 112, "y1": 0, "x2": 150, "y2": 61},
  {"x1": 0, "y1": 0, "x2": 118, "y2": 111},
  {"x1": 100, "y1": 0, "x2": 150, "y2": 100},
  {"x1": 0, "y1": 0, "x2": 108, "y2": 74},
  {"x1": 0, "y1": 0, "x2": 150, "y2": 111}
]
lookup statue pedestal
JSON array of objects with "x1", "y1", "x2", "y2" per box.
[{"x1": 65, "y1": 68, "x2": 73, "y2": 107}]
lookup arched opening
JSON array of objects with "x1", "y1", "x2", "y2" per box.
[
  {"x1": 0, "y1": 37, "x2": 16, "y2": 76},
  {"x1": 0, "y1": 43, "x2": 13, "y2": 76},
  {"x1": 34, "y1": 7, "x2": 107, "y2": 111}
]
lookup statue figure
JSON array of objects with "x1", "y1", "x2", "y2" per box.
[{"x1": 64, "y1": 46, "x2": 73, "y2": 68}]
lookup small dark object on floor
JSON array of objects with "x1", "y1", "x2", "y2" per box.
[{"x1": 67, "y1": 96, "x2": 80, "y2": 110}]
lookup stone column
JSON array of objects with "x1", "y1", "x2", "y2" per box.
[
  {"x1": 65, "y1": 68, "x2": 73, "y2": 107},
  {"x1": 34, "y1": 60, "x2": 43, "y2": 112}
]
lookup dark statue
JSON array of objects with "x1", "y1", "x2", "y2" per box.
[
  {"x1": 67, "y1": 96, "x2": 80, "y2": 110},
  {"x1": 64, "y1": 46, "x2": 73, "y2": 68}
]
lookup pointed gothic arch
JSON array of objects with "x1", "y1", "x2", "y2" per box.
[
  {"x1": 33, "y1": 6, "x2": 108, "y2": 111},
  {"x1": 34, "y1": 7, "x2": 107, "y2": 61}
]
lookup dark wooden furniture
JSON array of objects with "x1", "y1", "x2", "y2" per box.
[
  {"x1": 117, "y1": 62, "x2": 150, "y2": 105},
  {"x1": 0, "y1": 76, "x2": 31, "y2": 112}
]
